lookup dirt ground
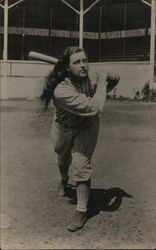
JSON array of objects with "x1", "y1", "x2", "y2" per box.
[{"x1": 0, "y1": 100, "x2": 156, "y2": 249}]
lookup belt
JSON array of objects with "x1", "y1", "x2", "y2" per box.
[{"x1": 55, "y1": 120, "x2": 74, "y2": 129}]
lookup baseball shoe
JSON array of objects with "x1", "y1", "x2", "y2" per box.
[
  {"x1": 57, "y1": 178, "x2": 69, "y2": 197},
  {"x1": 67, "y1": 211, "x2": 87, "y2": 232}
]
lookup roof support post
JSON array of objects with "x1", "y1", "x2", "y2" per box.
[
  {"x1": 1, "y1": 0, "x2": 8, "y2": 99},
  {"x1": 0, "y1": 0, "x2": 24, "y2": 99},
  {"x1": 140, "y1": 0, "x2": 151, "y2": 7},
  {"x1": 79, "y1": 0, "x2": 83, "y2": 48},
  {"x1": 150, "y1": 0, "x2": 156, "y2": 88},
  {"x1": 3, "y1": 0, "x2": 8, "y2": 61},
  {"x1": 61, "y1": 0, "x2": 101, "y2": 48}
]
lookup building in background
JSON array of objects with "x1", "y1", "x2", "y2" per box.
[{"x1": 0, "y1": 0, "x2": 154, "y2": 62}]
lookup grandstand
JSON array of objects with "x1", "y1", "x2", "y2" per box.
[{"x1": 0, "y1": 0, "x2": 155, "y2": 62}]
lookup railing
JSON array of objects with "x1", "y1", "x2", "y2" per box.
[{"x1": 100, "y1": 47, "x2": 155, "y2": 62}]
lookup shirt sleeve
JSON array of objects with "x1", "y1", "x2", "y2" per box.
[{"x1": 54, "y1": 84, "x2": 99, "y2": 117}]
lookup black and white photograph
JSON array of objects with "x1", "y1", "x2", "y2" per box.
[{"x1": 0, "y1": 0, "x2": 156, "y2": 249}]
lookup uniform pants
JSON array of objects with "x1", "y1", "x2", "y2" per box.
[{"x1": 51, "y1": 116, "x2": 99, "y2": 182}]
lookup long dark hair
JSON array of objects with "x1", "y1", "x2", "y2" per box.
[{"x1": 40, "y1": 46, "x2": 85, "y2": 109}]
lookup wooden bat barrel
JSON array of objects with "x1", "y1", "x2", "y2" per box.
[{"x1": 29, "y1": 51, "x2": 58, "y2": 64}]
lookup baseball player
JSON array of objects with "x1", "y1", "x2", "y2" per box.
[{"x1": 41, "y1": 46, "x2": 119, "y2": 232}]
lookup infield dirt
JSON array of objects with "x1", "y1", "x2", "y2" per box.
[{"x1": 1, "y1": 100, "x2": 156, "y2": 249}]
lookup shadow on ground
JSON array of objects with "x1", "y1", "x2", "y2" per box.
[{"x1": 65, "y1": 186, "x2": 132, "y2": 220}]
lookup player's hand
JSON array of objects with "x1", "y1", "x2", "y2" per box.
[{"x1": 106, "y1": 73, "x2": 120, "y2": 93}]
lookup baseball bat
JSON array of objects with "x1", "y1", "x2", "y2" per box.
[{"x1": 29, "y1": 51, "x2": 58, "y2": 64}]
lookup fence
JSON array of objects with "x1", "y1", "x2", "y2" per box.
[{"x1": 0, "y1": 60, "x2": 151, "y2": 99}]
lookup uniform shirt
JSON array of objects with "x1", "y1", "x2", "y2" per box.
[{"x1": 53, "y1": 77, "x2": 99, "y2": 129}]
